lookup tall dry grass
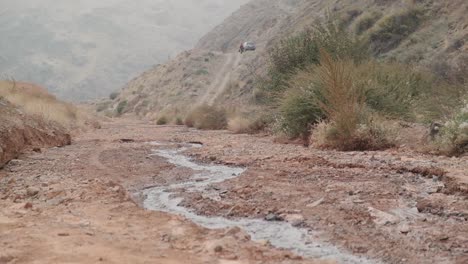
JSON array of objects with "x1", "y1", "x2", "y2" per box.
[{"x1": 0, "y1": 80, "x2": 91, "y2": 128}]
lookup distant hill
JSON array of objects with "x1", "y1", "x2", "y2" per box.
[
  {"x1": 0, "y1": 0, "x2": 249, "y2": 101},
  {"x1": 106, "y1": 0, "x2": 467, "y2": 120}
]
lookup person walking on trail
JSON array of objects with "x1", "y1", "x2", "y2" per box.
[{"x1": 239, "y1": 42, "x2": 244, "y2": 54}]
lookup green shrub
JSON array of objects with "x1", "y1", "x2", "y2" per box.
[
  {"x1": 354, "y1": 61, "x2": 432, "y2": 119},
  {"x1": 434, "y1": 103, "x2": 468, "y2": 156},
  {"x1": 369, "y1": 8, "x2": 424, "y2": 54},
  {"x1": 355, "y1": 11, "x2": 382, "y2": 35},
  {"x1": 156, "y1": 116, "x2": 168, "y2": 125},
  {"x1": 185, "y1": 105, "x2": 227, "y2": 130},
  {"x1": 261, "y1": 16, "x2": 369, "y2": 102},
  {"x1": 277, "y1": 88, "x2": 323, "y2": 138},
  {"x1": 194, "y1": 69, "x2": 209, "y2": 75},
  {"x1": 175, "y1": 117, "x2": 184, "y2": 125},
  {"x1": 109, "y1": 92, "x2": 119, "y2": 100},
  {"x1": 116, "y1": 100, "x2": 127, "y2": 115}
]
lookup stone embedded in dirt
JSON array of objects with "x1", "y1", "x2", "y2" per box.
[
  {"x1": 24, "y1": 202, "x2": 33, "y2": 209},
  {"x1": 32, "y1": 148, "x2": 41, "y2": 153},
  {"x1": 57, "y1": 232, "x2": 70, "y2": 237},
  {"x1": 283, "y1": 214, "x2": 305, "y2": 227},
  {"x1": 306, "y1": 197, "x2": 324, "y2": 208},
  {"x1": 26, "y1": 187, "x2": 40, "y2": 197},
  {"x1": 264, "y1": 213, "x2": 283, "y2": 222},
  {"x1": 368, "y1": 207, "x2": 400, "y2": 226},
  {"x1": 214, "y1": 245, "x2": 223, "y2": 253},
  {"x1": 398, "y1": 224, "x2": 411, "y2": 234},
  {"x1": 7, "y1": 159, "x2": 23, "y2": 166},
  {"x1": 257, "y1": 239, "x2": 271, "y2": 247}
]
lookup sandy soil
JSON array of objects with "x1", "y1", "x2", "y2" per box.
[
  {"x1": 1, "y1": 119, "x2": 467, "y2": 264},
  {"x1": 0, "y1": 120, "x2": 326, "y2": 264}
]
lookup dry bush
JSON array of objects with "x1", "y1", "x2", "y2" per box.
[
  {"x1": 0, "y1": 80, "x2": 88, "y2": 128},
  {"x1": 156, "y1": 116, "x2": 168, "y2": 125},
  {"x1": 185, "y1": 105, "x2": 227, "y2": 130},
  {"x1": 316, "y1": 50, "x2": 364, "y2": 142},
  {"x1": 175, "y1": 117, "x2": 184, "y2": 125},
  {"x1": 312, "y1": 116, "x2": 397, "y2": 151},
  {"x1": 227, "y1": 115, "x2": 268, "y2": 134},
  {"x1": 310, "y1": 51, "x2": 396, "y2": 151},
  {"x1": 432, "y1": 103, "x2": 468, "y2": 156}
]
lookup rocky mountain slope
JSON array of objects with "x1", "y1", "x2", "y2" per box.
[
  {"x1": 0, "y1": 0, "x2": 248, "y2": 101},
  {"x1": 109, "y1": 0, "x2": 467, "y2": 120}
]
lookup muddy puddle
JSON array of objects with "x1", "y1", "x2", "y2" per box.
[{"x1": 142, "y1": 142, "x2": 377, "y2": 263}]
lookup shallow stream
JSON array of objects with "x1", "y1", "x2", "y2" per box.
[{"x1": 143, "y1": 142, "x2": 376, "y2": 263}]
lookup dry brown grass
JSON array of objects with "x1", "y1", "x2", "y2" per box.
[
  {"x1": 184, "y1": 105, "x2": 227, "y2": 130},
  {"x1": 317, "y1": 50, "x2": 364, "y2": 142},
  {"x1": 0, "y1": 80, "x2": 93, "y2": 129}
]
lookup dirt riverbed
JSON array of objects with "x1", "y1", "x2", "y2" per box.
[{"x1": 1, "y1": 119, "x2": 466, "y2": 264}]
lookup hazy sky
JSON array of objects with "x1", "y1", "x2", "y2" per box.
[{"x1": 0, "y1": 0, "x2": 249, "y2": 100}]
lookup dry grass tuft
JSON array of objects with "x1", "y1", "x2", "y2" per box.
[
  {"x1": 227, "y1": 116, "x2": 267, "y2": 134},
  {"x1": 0, "y1": 80, "x2": 94, "y2": 129},
  {"x1": 185, "y1": 105, "x2": 227, "y2": 130}
]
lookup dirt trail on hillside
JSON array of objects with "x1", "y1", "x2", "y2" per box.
[
  {"x1": 200, "y1": 52, "x2": 242, "y2": 106},
  {"x1": 1, "y1": 120, "x2": 467, "y2": 264}
]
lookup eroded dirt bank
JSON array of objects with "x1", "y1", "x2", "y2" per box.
[
  {"x1": 0, "y1": 100, "x2": 71, "y2": 168},
  {"x1": 1, "y1": 119, "x2": 467, "y2": 263}
]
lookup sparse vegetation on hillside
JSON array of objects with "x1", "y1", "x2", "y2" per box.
[
  {"x1": 116, "y1": 100, "x2": 128, "y2": 116},
  {"x1": 185, "y1": 105, "x2": 227, "y2": 130},
  {"x1": 355, "y1": 11, "x2": 382, "y2": 35},
  {"x1": 256, "y1": 14, "x2": 467, "y2": 152},
  {"x1": 259, "y1": 16, "x2": 368, "y2": 104},
  {"x1": 369, "y1": 8, "x2": 425, "y2": 55},
  {"x1": 0, "y1": 80, "x2": 91, "y2": 128}
]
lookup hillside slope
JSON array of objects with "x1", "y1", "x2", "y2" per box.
[{"x1": 110, "y1": 0, "x2": 467, "y2": 120}]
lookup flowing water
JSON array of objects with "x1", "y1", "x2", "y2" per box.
[{"x1": 143, "y1": 142, "x2": 376, "y2": 263}]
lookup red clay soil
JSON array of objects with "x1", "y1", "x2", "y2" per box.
[
  {"x1": 0, "y1": 99, "x2": 71, "y2": 168},
  {"x1": 1, "y1": 119, "x2": 466, "y2": 264}
]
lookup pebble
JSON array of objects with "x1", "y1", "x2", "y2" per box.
[
  {"x1": 26, "y1": 187, "x2": 40, "y2": 197},
  {"x1": 306, "y1": 197, "x2": 324, "y2": 208},
  {"x1": 265, "y1": 213, "x2": 283, "y2": 222}
]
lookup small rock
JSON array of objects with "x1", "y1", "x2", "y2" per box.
[
  {"x1": 8, "y1": 159, "x2": 23, "y2": 166},
  {"x1": 399, "y1": 224, "x2": 411, "y2": 234},
  {"x1": 284, "y1": 214, "x2": 305, "y2": 227},
  {"x1": 353, "y1": 199, "x2": 365, "y2": 204},
  {"x1": 214, "y1": 245, "x2": 223, "y2": 253},
  {"x1": 24, "y1": 202, "x2": 33, "y2": 209},
  {"x1": 257, "y1": 239, "x2": 271, "y2": 246},
  {"x1": 26, "y1": 187, "x2": 40, "y2": 197},
  {"x1": 57, "y1": 232, "x2": 70, "y2": 237},
  {"x1": 438, "y1": 235, "x2": 449, "y2": 241},
  {"x1": 306, "y1": 197, "x2": 324, "y2": 208},
  {"x1": 32, "y1": 148, "x2": 41, "y2": 153},
  {"x1": 265, "y1": 213, "x2": 283, "y2": 222},
  {"x1": 111, "y1": 186, "x2": 121, "y2": 192}
]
